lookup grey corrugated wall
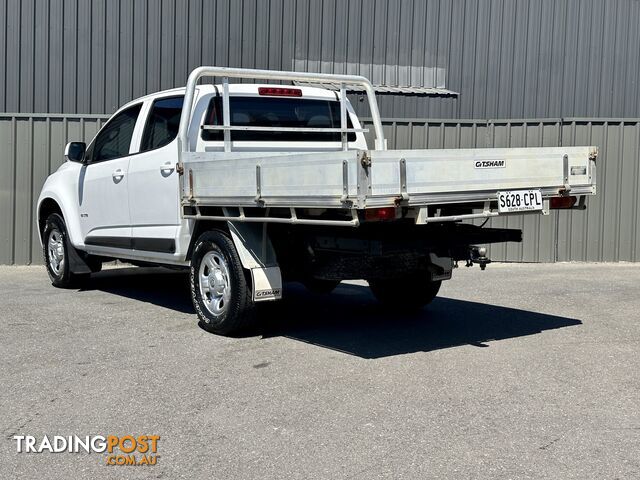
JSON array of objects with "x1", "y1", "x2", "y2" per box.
[
  {"x1": 1, "y1": 0, "x2": 639, "y2": 265},
  {"x1": 2, "y1": 0, "x2": 640, "y2": 119},
  {"x1": 1, "y1": 114, "x2": 638, "y2": 265},
  {"x1": 0, "y1": 114, "x2": 108, "y2": 264}
]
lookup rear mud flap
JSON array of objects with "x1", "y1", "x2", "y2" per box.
[
  {"x1": 227, "y1": 221, "x2": 282, "y2": 302},
  {"x1": 429, "y1": 253, "x2": 453, "y2": 281},
  {"x1": 251, "y1": 266, "x2": 282, "y2": 302}
]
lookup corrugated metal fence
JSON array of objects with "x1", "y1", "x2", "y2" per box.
[
  {"x1": 3, "y1": 0, "x2": 640, "y2": 120},
  {"x1": 0, "y1": 114, "x2": 638, "y2": 264},
  {"x1": 0, "y1": 114, "x2": 108, "y2": 264}
]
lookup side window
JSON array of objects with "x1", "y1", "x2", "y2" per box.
[
  {"x1": 87, "y1": 103, "x2": 142, "y2": 162},
  {"x1": 140, "y1": 96, "x2": 184, "y2": 152}
]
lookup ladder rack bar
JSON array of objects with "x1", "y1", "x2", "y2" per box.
[
  {"x1": 177, "y1": 66, "x2": 387, "y2": 167},
  {"x1": 340, "y1": 83, "x2": 347, "y2": 151},
  {"x1": 200, "y1": 125, "x2": 368, "y2": 133},
  {"x1": 222, "y1": 77, "x2": 231, "y2": 152}
]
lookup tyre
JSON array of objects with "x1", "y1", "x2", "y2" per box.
[
  {"x1": 368, "y1": 271, "x2": 441, "y2": 311},
  {"x1": 42, "y1": 213, "x2": 89, "y2": 288},
  {"x1": 190, "y1": 230, "x2": 255, "y2": 336},
  {"x1": 303, "y1": 278, "x2": 340, "y2": 294}
]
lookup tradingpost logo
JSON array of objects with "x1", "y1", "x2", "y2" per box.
[{"x1": 12, "y1": 434, "x2": 160, "y2": 466}]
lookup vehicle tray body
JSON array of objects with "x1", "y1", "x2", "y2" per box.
[{"x1": 181, "y1": 146, "x2": 596, "y2": 210}]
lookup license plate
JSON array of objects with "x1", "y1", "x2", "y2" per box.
[{"x1": 497, "y1": 189, "x2": 543, "y2": 213}]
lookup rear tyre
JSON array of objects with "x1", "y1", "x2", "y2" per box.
[
  {"x1": 368, "y1": 271, "x2": 441, "y2": 311},
  {"x1": 42, "y1": 213, "x2": 89, "y2": 288},
  {"x1": 190, "y1": 230, "x2": 256, "y2": 336}
]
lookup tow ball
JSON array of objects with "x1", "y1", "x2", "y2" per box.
[{"x1": 467, "y1": 246, "x2": 491, "y2": 270}]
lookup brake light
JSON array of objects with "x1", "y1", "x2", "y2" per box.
[
  {"x1": 550, "y1": 196, "x2": 577, "y2": 209},
  {"x1": 258, "y1": 87, "x2": 302, "y2": 97},
  {"x1": 364, "y1": 207, "x2": 398, "y2": 221}
]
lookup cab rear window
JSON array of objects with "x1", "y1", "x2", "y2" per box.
[{"x1": 201, "y1": 96, "x2": 356, "y2": 142}]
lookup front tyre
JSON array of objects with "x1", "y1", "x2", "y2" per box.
[
  {"x1": 368, "y1": 271, "x2": 441, "y2": 312},
  {"x1": 190, "y1": 230, "x2": 255, "y2": 336},
  {"x1": 42, "y1": 213, "x2": 89, "y2": 288}
]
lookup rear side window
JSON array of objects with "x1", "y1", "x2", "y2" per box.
[
  {"x1": 140, "y1": 96, "x2": 184, "y2": 152},
  {"x1": 201, "y1": 96, "x2": 355, "y2": 142},
  {"x1": 87, "y1": 103, "x2": 142, "y2": 162}
]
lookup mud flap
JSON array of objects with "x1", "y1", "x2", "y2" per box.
[
  {"x1": 429, "y1": 253, "x2": 453, "y2": 281},
  {"x1": 251, "y1": 266, "x2": 283, "y2": 302},
  {"x1": 227, "y1": 221, "x2": 282, "y2": 302},
  {"x1": 66, "y1": 238, "x2": 92, "y2": 274}
]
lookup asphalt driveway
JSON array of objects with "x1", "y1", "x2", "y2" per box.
[{"x1": 1, "y1": 263, "x2": 639, "y2": 479}]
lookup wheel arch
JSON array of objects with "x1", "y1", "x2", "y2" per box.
[
  {"x1": 185, "y1": 219, "x2": 230, "y2": 261},
  {"x1": 37, "y1": 197, "x2": 64, "y2": 244}
]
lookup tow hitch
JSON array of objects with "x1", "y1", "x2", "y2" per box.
[{"x1": 468, "y1": 246, "x2": 491, "y2": 270}]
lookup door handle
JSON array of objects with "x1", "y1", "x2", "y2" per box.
[
  {"x1": 160, "y1": 162, "x2": 175, "y2": 175},
  {"x1": 112, "y1": 168, "x2": 125, "y2": 181}
]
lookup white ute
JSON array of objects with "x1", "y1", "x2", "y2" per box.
[{"x1": 37, "y1": 67, "x2": 598, "y2": 335}]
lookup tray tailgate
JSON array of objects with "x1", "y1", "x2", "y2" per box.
[{"x1": 368, "y1": 146, "x2": 595, "y2": 197}]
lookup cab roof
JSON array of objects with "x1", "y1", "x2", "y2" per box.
[{"x1": 118, "y1": 83, "x2": 339, "y2": 112}]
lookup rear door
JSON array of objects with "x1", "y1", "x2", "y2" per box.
[
  {"x1": 79, "y1": 103, "x2": 143, "y2": 249},
  {"x1": 126, "y1": 95, "x2": 183, "y2": 254}
]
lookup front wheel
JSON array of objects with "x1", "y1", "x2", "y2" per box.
[
  {"x1": 190, "y1": 230, "x2": 255, "y2": 336},
  {"x1": 368, "y1": 272, "x2": 441, "y2": 312},
  {"x1": 42, "y1": 213, "x2": 89, "y2": 288}
]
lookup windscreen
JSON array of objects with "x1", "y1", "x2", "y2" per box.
[{"x1": 201, "y1": 96, "x2": 356, "y2": 142}]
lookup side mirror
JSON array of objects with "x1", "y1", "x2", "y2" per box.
[{"x1": 64, "y1": 141, "x2": 86, "y2": 163}]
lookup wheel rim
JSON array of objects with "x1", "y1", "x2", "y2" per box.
[
  {"x1": 47, "y1": 228, "x2": 65, "y2": 276},
  {"x1": 198, "y1": 251, "x2": 231, "y2": 318}
]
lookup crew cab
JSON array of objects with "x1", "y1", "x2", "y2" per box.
[{"x1": 37, "y1": 67, "x2": 597, "y2": 335}]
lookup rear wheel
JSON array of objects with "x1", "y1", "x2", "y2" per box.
[
  {"x1": 190, "y1": 230, "x2": 255, "y2": 336},
  {"x1": 368, "y1": 271, "x2": 441, "y2": 311},
  {"x1": 42, "y1": 213, "x2": 89, "y2": 288}
]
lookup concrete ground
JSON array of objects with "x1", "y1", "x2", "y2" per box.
[{"x1": 0, "y1": 263, "x2": 638, "y2": 479}]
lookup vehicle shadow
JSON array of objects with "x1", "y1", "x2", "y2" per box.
[
  {"x1": 81, "y1": 267, "x2": 194, "y2": 314},
  {"x1": 83, "y1": 267, "x2": 582, "y2": 359},
  {"x1": 262, "y1": 282, "x2": 582, "y2": 359}
]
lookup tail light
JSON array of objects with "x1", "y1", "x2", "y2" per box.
[
  {"x1": 550, "y1": 196, "x2": 577, "y2": 209},
  {"x1": 258, "y1": 87, "x2": 302, "y2": 97},
  {"x1": 364, "y1": 207, "x2": 398, "y2": 221}
]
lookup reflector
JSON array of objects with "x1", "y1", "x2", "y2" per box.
[
  {"x1": 364, "y1": 207, "x2": 397, "y2": 221},
  {"x1": 550, "y1": 196, "x2": 577, "y2": 209}
]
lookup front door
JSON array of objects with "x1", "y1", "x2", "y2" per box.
[{"x1": 79, "y1": 103, "x2": 143, "y2": 249}]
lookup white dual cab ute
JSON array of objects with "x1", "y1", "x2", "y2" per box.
[{"x1": 37, "y1": 67, "x2": 597, "y2": 335}]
